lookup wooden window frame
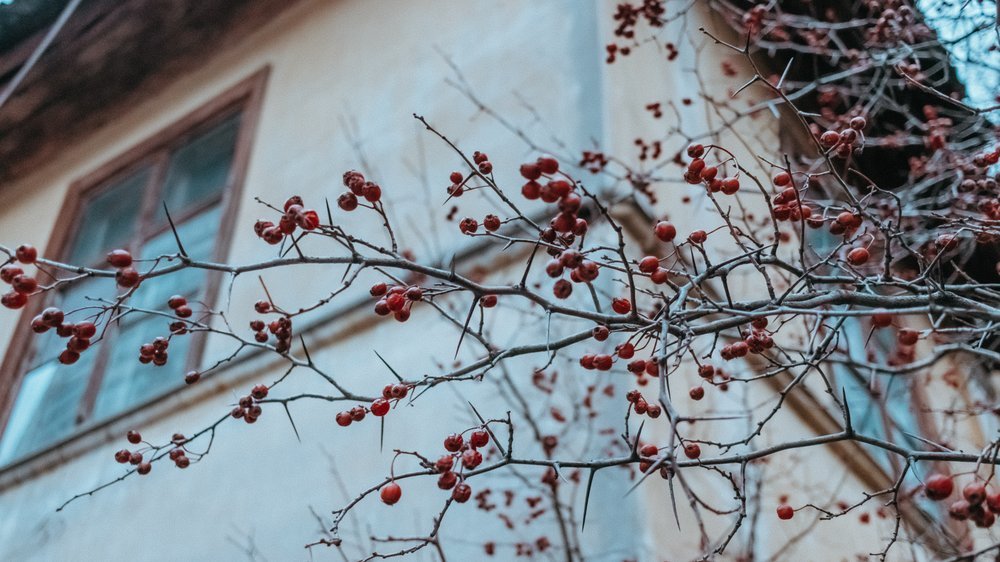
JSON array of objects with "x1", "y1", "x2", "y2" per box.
[{"x1": 0, "y1": 67, "x2": 269, "y2": 457}]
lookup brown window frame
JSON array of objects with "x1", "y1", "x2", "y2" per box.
[{"x1": 0, "y1": 67, "x2": 269, "y2": 459}]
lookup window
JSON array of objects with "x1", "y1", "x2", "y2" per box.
[{"x1": 0, "y1": 70, "x2": 266, "y2": 465}]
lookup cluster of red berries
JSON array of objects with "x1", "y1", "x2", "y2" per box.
[
  {"x1": 254, "y1": 196, "x2": 321, "y2": 245},
  {"x1": 433, "y1": 429, "x2": 490, "y2": 503},
  {"x1": 251, "y1": 301, "x2": 293, "y2": 353},
  {"x1": 230, "y1": 384, "x2": 269, "y2": 424},
  {"x1": 625, "y1": 390, "x2": 662, "y2": 419},
  {"x1": 113, "y1": 430, "x2": 153, "y2": 475},
  {"x1": 31, "y1": 305, "x2": 95, "y2": 365},
  {"x1": 818, "y1": 116, "x2": 867, "y2": 159},
  {"x1": 770, "y1": 174, "x2": 814, "y2": 223},
  {"x1": 1, "y1": 245, "x2": 39, "y2": 309},
  {"x1": 106, "y1": 249, "x2": 140, "y2": 288},
  {"x1": 337, "y1": 170, "x2": 382, "y2": 212},
  {"x1": 337, "y1": 384, "x2": 410, "y2": 427},
  {"x1": 683, "y1": 145, "x2": 741, "y2": 195},
  {"x1": 925, "y1": 473, "x2": 1000, "y2": 528},
  {"x1": 579, "y1": 150, "x2": 609, "y2": 173},
  {"x1": 637, "y1": 254, "x2": 670, "y2": 285},
  {"x1": 520, "y1": 156, "x2": 588, "y2": 233},
  {"x1": 721, "y1": 318, "x2": 774, "y2": 361},
  {"x1": 166, "y1": 433, "x2": 193, "y2": 469},
  {"x1": 138, "y1": 336, "x2": 170, "y2": 366},
  {"x1": 458, "y1": 214, "x2": 502, "y2": 235},
  {"x1": 370, "y1": 282, "x2": 423, "y2": 322},
  {"x1": 544, "y1": 249, "x2": 600, "y2": 300},
  {"x1": 166, "y1": 294, "x2": 192, "y2": 318}
]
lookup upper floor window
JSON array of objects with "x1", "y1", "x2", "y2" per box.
[{"x1": 0, "y1": 70, "x2": 266, "y2": 465}]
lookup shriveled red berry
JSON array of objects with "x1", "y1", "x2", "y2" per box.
[
  {"x1": 444, "y1": 433, "x2": 464, "y2": 452},
  {"x1": 451, "y1": 482, "x2": 472, "y2": 503},
  {"x1": 470, "y1": 429, "x2": 489, "y2": 448}
]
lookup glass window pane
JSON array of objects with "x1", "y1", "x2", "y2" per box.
[
  {"x1": 133, "y1": 206, "x2": 221, "y2": 312},
  {"x1": 0, "y1": 356, "x2": 95, "y2": 464},
  {"x1": 67, "y1": 167, "x2": 149, "y2": 266},
  {"x1": 90, "y1": 317, "x2": 191, "y2": 420},
  {"x1": 158, "y1": 113, "x2": 240, "y2": 224}
]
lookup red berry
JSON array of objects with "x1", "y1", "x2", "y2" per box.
[
  {"x1": 0, "y1": 265, "x2": 24, "y2": 284},
  {"x1": 638, "y1": 256, "x2": 659, "y2": 274},
  {"x1": 106, "y1": 249, "x2": 133, "y2": 268},
  {"x1": 15, "y1": 245, "x2": 37, "y2": 264},
  {"x1": 114, "y1": 449, "x2": 131, "y2": 463},
  {"x1": 553, "y1": 279, "x2": 572, "y2": 299},
  {"x1": 11, "y1": 275, "x2": 37, "y2": 294},
  {"x1": 75, "y1": 322, "x2": 97, "y2": 338},
  {"x1": 116, "y1": 267, "x2": 140, "y2": 288},
  {"x1": 925, "y1": 474, "x2": 954, "y2": 500},
  {"x1": 1, "y1": 291, "x2": 27, "y2": 309},
  {"x1": 450, "y1": 171, "x2": 464, "y2": 184},
  {"x1": 136, "y1": 462, "x2": 152, "y2": 475},
  {"x1": 537, "y1": 156, "x2": 559, "y2": 175},
  {"x1": 451, "y1": 482, "x2": 472, "y2": 503},
  {"x1": 461, "y1": 449, "x2": 483, "y2": 469},
  {"x1": 58, "y1": 349, "x2": 80, "y2": 364},
  {"x1": 41, "y1": 307, "x2": 64, "y2": 326},
  {"x1": 592, "y1": 325, "x2": 610, "y2": 341},
  {"x1": 683, "y1": 443, "x2": 701, "y2": 459},
  {"x1": 335, "y1": 412, "x2": 352, "y2": 427},
  {"x1": 438, "y1": 471, "x2": 458, "y2": 490},
  {"x1": 964, "y1": 482, "x2": 987, "y2": 505},
  {"x1": 337, "y1": 192, "x2": 359, "y2": 211},
  {"x1": 689, "y1": 386, "x2": 705, "y2": 400},
  {"x1": 773, "y1": 172, "x2": 791, "y2": 186},
  {"x1": 185, "y1": 371, "x2": 201, "y2": 384},
  {"x1": 380, "y1": 482, "x2": 402, "y2": 505},
  {"x1": 126, "y1": 430, "x2": 142, "y2": 444},
  {"x1": 480, "y1": 294, "x2": 498, "y2": 308},
  {"x1": 871, "y1": 311, "x2": 893, "y2": 329},
  {"x1": 470, "y1": 429, "x2": 489, "y2": 448},
  {"x1": 846, "y1": 247, "x2": 869, "y2": 265},
  {"x1": 776, "y1": 504, "x2": 794, "y2": 520},
  {"x1": 370, "y1": 283, "x2": 388, "y2": 297},
  {"x1": 371, "y1": 398, "x2": 390, "y2": 416},
  {"x1": 444, "y1": 433, "x2": 464, "y2": 452},
  {"x1": 611, "y1": 298, "x2": 631, "y2": 314},
  {"x1": 897, "y1": 329, "x2": 919, "y2": 346},
  {"x1": 483, "y1": 214, "x2": 501, "y2": 232}
]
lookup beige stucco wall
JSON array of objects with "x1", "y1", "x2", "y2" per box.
[{"x1": 0, "y1": 1, "x2": 937, "y2": 560}]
